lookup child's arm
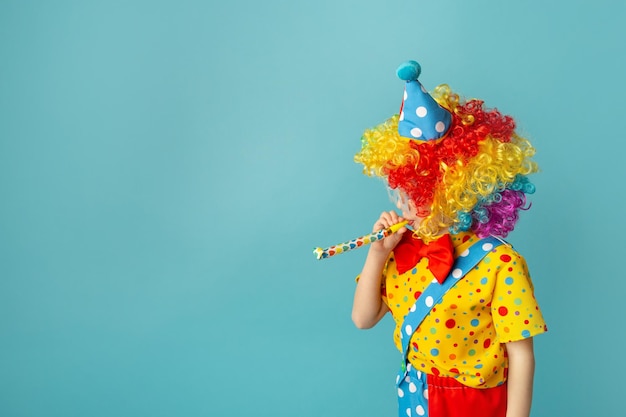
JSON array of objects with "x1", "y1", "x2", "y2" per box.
[
  {"x1": 352, "y1": 211, "x2": 407, "y2": 329},
  {"x1": 505, "y1": 338, "x2": 536, "y2": 417}
]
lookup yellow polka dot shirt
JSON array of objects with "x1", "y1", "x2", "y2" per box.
[{"x1": 382, "y1": 232, "x2": 547, "y2": 388}]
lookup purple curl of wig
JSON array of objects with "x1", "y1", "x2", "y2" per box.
[{"x1": 472, "y1": 189, "x2": 530, "y2": 238}]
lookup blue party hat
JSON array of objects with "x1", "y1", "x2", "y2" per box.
[{"x1": 397, "y1": 60, "x2": 452, "y2": 141}]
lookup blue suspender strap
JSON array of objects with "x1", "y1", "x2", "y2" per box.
[{"x1": 398, "y1": 236, "x2": 503, "y2": 371}]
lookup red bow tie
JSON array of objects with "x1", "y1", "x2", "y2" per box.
[{"x1": 393, "y1": 233, "x2": 454, "y2": 284}]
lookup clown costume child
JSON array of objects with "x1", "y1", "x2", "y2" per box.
[{"x1": 351, "y1": 60, "x2": 547, "y2": 417}]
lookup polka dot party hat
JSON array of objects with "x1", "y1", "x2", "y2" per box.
[{"x1": 397, "y1": 60, "x2": 452, "y2": 141}]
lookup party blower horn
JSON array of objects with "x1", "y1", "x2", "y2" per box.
[{"x1": 313, "y1": 221, "x2": 409, "y2": 260}]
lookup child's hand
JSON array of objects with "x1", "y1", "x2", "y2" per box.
[{"x1": 370, "y1": 211, "x2": 407, "y2": 254}]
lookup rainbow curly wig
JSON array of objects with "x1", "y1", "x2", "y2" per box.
[{"x1": 355, "y1": 79, "x2": 538, "y2": 242}]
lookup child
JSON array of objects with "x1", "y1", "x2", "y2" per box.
[{"x1": 351, "y1": 61, "x2": 547, "y2": 417}]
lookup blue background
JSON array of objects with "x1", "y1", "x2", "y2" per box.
[{"x1": 1, "y1": 1, "x2": 624, "y2": 416}]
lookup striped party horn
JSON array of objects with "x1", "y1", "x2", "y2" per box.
[{"x1": 313, "y1": 221, "x2": 409, "y2": 260}]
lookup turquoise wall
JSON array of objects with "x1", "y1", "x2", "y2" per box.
[{"x1": 2, "y1": 1, "x2": 624, "y2": 416}]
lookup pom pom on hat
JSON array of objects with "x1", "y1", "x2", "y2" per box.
[
  {"x1": 397, "y1": 60, "x2": 452, "y2": 141},
  {"x1": 396, "y1": 60, "x2": 421, "y2": 81}
]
